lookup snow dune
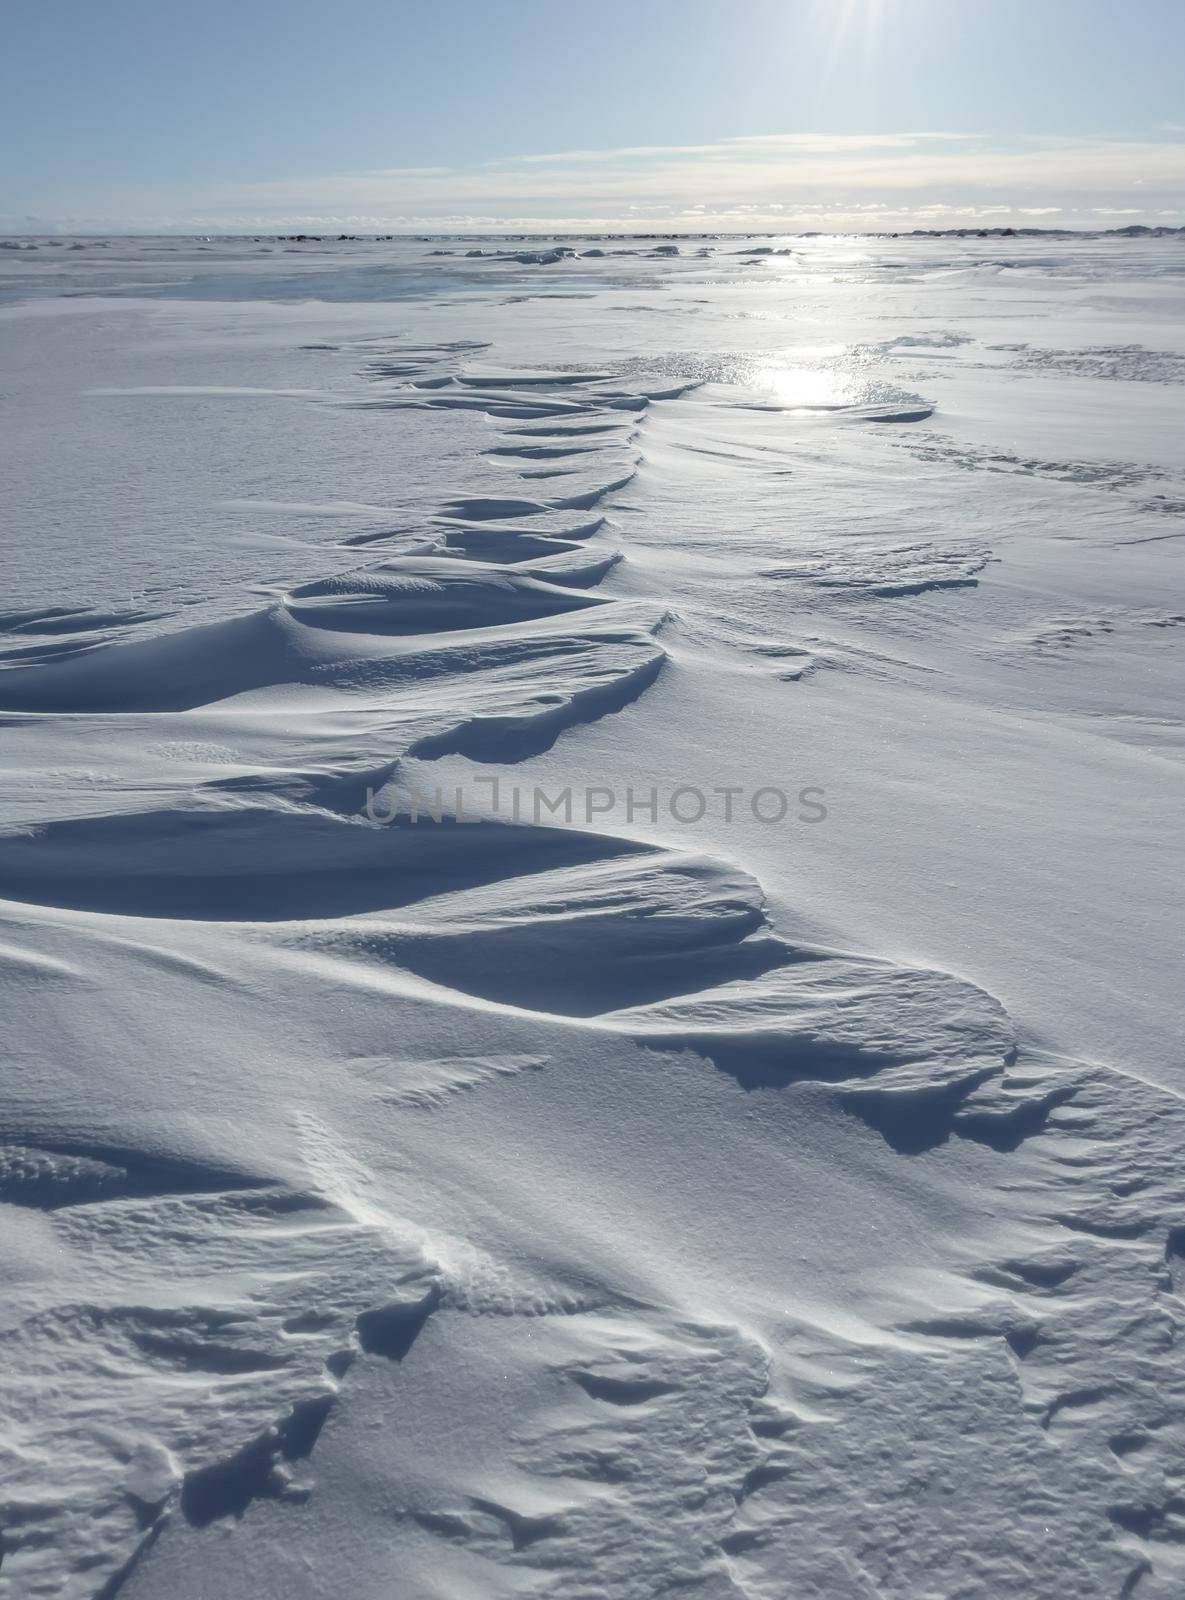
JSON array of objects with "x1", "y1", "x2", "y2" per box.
[{"x1": 1, "y1": 236, "x2": 1184, "y2": 1600}]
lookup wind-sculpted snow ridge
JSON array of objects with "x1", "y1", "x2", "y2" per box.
[
  {"x1": 283, "y1": 842, "x2": 1016, "y2": 1101},
  {"x1": 759, "y1": 541, "x2": 991, "y2": 599},
  {"x1": 0, "y1": 801, "x2": 1024, "y2": 1598},
  {"x1": 4, "y1": 790, "x2": 1166, "y2": 1597},
  {"x1": 3, "y1": 295, "x2": 1183, "y2": 1600},
  {"x1": 329, "y1": 1098, "x2": 1185, "y2": 1600},
  {"x1": 1008, "y1": 609, "x2": 1185, "y2": 659},
  {"x1": 0, "y1": 358, "x2": 673, "y2": 812},
  {"x1": 708, "y1": 1055, "x2": 1185, "y2": 1600},
  {"x1": 0, "y1": 355, "x2": 728, "y2": 1595},
  {"x1": 904, "y1": 436, "x2": 1185, "y2": 509},
  {"x1": 0, "y1": 1172, "x2": 443, "y2": 1599},
  {"x1": 0, "y1": 347, "x2": 1018, "y2": 1599},
  {"x1": 734, "y1": 397, "x2": 936, "y2": 425},
  {"x1": 392, "y1": 1309, "x2": 777, "y2": 1599}
]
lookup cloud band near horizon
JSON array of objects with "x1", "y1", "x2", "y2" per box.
[{"x1": 7, "y1": 130, "x2": 1184, "y2": 234}]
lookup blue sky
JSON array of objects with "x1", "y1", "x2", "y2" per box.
[{"x1": 3, "y1": 0, "x2": 1183, "y2": 231}]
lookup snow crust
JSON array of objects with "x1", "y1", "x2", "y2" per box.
[{"x1": 1, "y1": 233, "x2": 1184, "y2": 1598}]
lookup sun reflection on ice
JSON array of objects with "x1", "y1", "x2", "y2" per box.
[{"x1": 758, "y1": 361, "x2": 860, "y2": 410}]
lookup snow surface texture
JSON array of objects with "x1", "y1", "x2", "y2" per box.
[{"x1": 1, "y1": 234, "x2": 1184, "y2": 1599}]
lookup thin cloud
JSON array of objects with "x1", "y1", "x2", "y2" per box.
[
  {"x1": 492, "y1": 132, "x2": 984, "y2": 166},
  {"x1": 12, "y1": 131, "x2": 1184, "y2": 233}
]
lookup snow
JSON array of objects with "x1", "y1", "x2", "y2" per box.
[{"x1": 1, "y1": 233, "x2": 1183, "y2": 1599}]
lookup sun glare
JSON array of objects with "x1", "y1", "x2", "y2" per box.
[
  {"x1": 761, "y1": 363, "x2": 860, "y2": 409},
  {"x1": 807, "y1": 0, "x2": 892, "y2": 93}
]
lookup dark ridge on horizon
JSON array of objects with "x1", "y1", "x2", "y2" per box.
[{"x1": 2, "y1": 225, "x2": 1184, "y2": 244}]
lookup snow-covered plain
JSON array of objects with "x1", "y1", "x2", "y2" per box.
[{"x1": 1, "y1": 233, "x2": 1183, "y2": 1599}]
